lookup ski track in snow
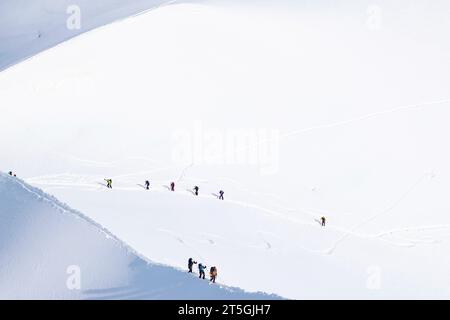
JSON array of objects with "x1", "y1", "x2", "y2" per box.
[
  {"x1": 157, "y1": 228, "x2": 207, "y2": 262},
  {"x1": 25, "y1": 99, "x2": 447, "y2": 256},
  {"x1": 282, "y1": 98, "x2": 450, "y2": 139},
  {"x1": 30, "y1": 97, "x2": 449, "y2": 238},
  {"x1": 149, "y1": 98, "x2": 450, "y2": 172},
  {"x1": 38, "y1": 99, "x2": 448, "y2": 195},
  {"x1": 200, "y1": 232, "x2": 225, "y2": 245},
  {"x1": 55, "y1": 153, "x2": 159, "y2": 169},
  {"x1": 25, "y1": 172, "x2": 450, "y2": 255},
  {"x1": 29, "y1": 180, "x2": 446, "y2": 252},
  {"x1": 325, "y1": 172, "x2": 434, "y2": 254},
  {"x1": 4, "y1": 174, "x2": 197, "y2": 276}
]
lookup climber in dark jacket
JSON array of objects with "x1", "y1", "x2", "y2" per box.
[{"x1": 188, "y1": 258, "x2": 197, "y2": 273}]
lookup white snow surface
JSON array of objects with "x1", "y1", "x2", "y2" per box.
[
  {"x1": 0, "y1": 0, "x2": 179, "y2": 72},
  {"x1": 0, "y1": 172, "x2": 275, "y2": 299},
  {"x1": 1, "y1": 0, "x2": 450, "y2": 299}
]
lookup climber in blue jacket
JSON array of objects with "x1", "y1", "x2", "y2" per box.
[{"x1": 198, "y1": 263, "x2": 207, "y2": 279}]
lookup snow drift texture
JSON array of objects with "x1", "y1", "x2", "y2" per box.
[
  {"x1": 0, "y1": 172, "x2": 274, "y2": 299},
  {"x1": 1, "y1": 0, "x2": 450, "y2": 299},
  {"x1": 0, "y1": 0, "x2": 177, "y2": 72}
]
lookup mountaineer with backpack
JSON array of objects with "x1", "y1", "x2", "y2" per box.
[
  {"x1": 198, "y1": 263, "x2": 207, "y2": 279},
  {"x1": 321, "y1": 216, "x2": 326, "y2": 227},
  {"x1": 188, "y1": 257, "x2": 197, "y2": 273},
  {"x1": 170, "y1": 182, "x2": 175, "y2": 192},
  {"x1": 104, "y1": 179, "x2": 112, "y2": 189},
  {"x1": 193, "y1": 186, "x2": 199, "y2": 196},
  {"x1": 218, "y1": 190, "x2": 224, "y2": 200},
  {"x1": 209, "y1": 266, "x2": 218, "y2": 283},
  {"x1": 145, "y1": 180, "x2": 150, "y2": 190}
]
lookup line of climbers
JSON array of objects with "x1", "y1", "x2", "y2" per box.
[
  {"x1": 100, "y1": 178, "x2": 326, "y2": 226},
  {"x1": 103, "y1": 178, "x2": 226, "y2": 201},
  {"x1": 6, "y1": 172, "x2": 327, "y2": 227},
  {"x1": 188, "y1": 258, "x2": 218, "y2": 283}
]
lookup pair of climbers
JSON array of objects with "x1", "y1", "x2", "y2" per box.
[
  {"x1": 8, "y1": 171, "x2": 16, "y2": 177},
  {"x1": 188, "y1": 258, "x2": 218, "y2": 283},
  {"x1": 191, "y1": 186, "x2": 224, "y2": 200},
  {"x1": 104, "y1": 179, "x2": 113, "y2": 189},
  {"x1": 171, "y1": 183, "x2": 225, "y2": 200},
  {"x1": 199, "y1": 263, "x2": 218, "y2": 283},
  {"x1": 188, "y1": 185, "x2": 225, "y2": 201}
]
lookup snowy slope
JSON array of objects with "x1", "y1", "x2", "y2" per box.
[
  {"x1": 24, "y1": 174, "x2": 450, "y2": 299},
  {"x1": 0, "y1": 0, "x2": 180, "y2": 72},
  {"x1": 0, "y1": 172, "x2": 275, "y2": 299},
  {"x1": 1, "y1": 1, "x2": 450, "y2": 299}
]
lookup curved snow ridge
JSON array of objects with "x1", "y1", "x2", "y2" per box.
[
  {"x1": 0, "y1": 172, "x2": 280, "y2": 299},
  {"x1": 9, "y1": 172, "x2": 144, "y2": 259},
  {"x1": 0, "y1": 0, "x2": 181, "y2": 72}
]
